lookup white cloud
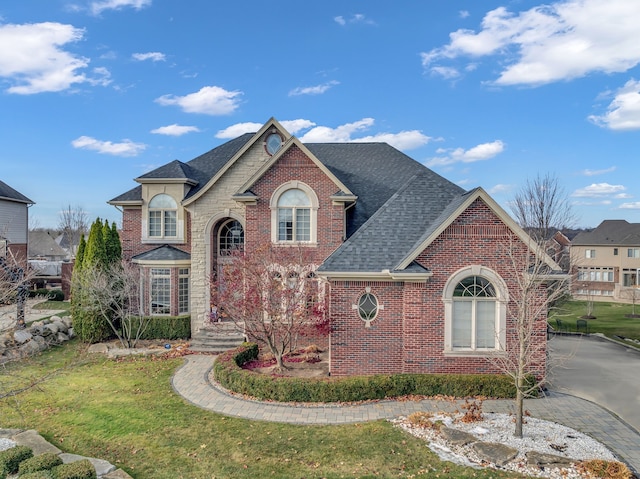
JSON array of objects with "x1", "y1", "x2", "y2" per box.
[
  {"x1": 334, "y1": 13, "x2": 376, "y2": 26},
  {"x1": 572, "y1": 183, "x2": 626, "y2": 197},
  {"x1": 215, "y1": 118, "x2": 429, "y2": 151},
  {"x1": 589, "y1": 79, "x2": 640, "y2": 130},
  {"x1": 615, "y1": 193, "x2": 633, "y2": 199},
  {"x1": 150, "y1": 124, "x2": 200, "y2": 136},
  {"x1": 459, "y1": 10, "x2": 470, "y2": 19},
  {"x1": 421, "y1": 0, "x2": 640, "y2": 86},
  {"x1": 299, "y1": 118, "x2": 376, "y2": 142},
  {"x1": 430, "y1": 66, "x2": 460, "y2": 80},
  {"x1": 582, "y1": 166, "x2": 617, "y2": 176},
  {"x1": 87, "y1": 67, "x2": 112, "y2": 86},
  {"x1": 620, "y1": 202, "x2": 640, "y2": 209},
  {"x1": 215, "y1": 122, "x2": 262, "y2": 139},
  {"x1": 426, "y1": 140, "x2": 505, "y2": 167},
  {"x1": 132, "y1": 52, "x2": 166, "y2": 62},
  {"x1": 90, "y1": 0, "x2": 152, "y2": 15},
  {"x1": 0, "y1": 22, "x2": 90, "y2": 94},
  {"x1": 289, "y1": 81, "x2": 339, "y2": 96},
  {"x1": 71, "y1": 136, "x2": 146, "y2": 156},
  {"x1": 350, "y1": 130, "x2": 431, "y2": 150},
  {"x1": 489, "y1": 184, "x2": 513, "y2": 194},
  {"x1": 155, "y1": 86, "x2": 242, "y2": 115},
  {"x1": 280, "y1": 119, "x2": 316, "y2": 134}
]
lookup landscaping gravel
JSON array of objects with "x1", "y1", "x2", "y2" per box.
[{"x1": 393, "y1": 412, "x2": 620, "y2": 478}]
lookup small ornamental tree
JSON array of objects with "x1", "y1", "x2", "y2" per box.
[
  {"x1": 212, "y1": 244, "x2": 328, "y2": 370},
  {"x1": 71, "y1": 217, "x2": 123, "y2": 343}
]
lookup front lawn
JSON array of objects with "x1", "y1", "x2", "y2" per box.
[
  {"x1": 0, "y1": 341, "x2": 526, "y2": 479},
  {"x1": 549, "y1": 300, "x2": 640, "y2": 343}
]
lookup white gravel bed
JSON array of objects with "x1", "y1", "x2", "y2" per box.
[{"x1": 392, "y1": 412, "x2": 619, "y2": 479}]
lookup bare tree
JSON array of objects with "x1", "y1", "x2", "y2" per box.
[
  {"x1": 57, "y1": 205, "x2": 89, "y2": 256},
  {"x1": 0, "y1": 250, "x2": 34, "y2": 330},
  {"x1": 489, "y1": 174, "x2": 573, "y2": 438},
  {"x1": 75, "y1": 261, "x2": 146, "y2": 348},
  {"x1": 211, "y1": 245, "x2": 328, "y2": 370},
  {"x1": 510, "y1": 173, "x2": 575, "y2": 244}
]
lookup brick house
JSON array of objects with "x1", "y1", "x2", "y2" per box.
[{"x1": 109, "y1": 118, "x2": 560, "y2": 377}]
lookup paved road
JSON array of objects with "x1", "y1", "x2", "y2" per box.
[{"x1": 547, "y1": 334, "x2": 640, "y2": 432}]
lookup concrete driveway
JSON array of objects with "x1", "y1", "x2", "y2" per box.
[{"x1": 547, "y1": 334, "x2": 640, "y2": 432}]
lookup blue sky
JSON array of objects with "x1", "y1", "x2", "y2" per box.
[{"x1": 1, "y1": 0, "x2": 639, "y2": 229}]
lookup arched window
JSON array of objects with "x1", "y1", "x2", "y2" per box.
[
  {"x1": 443, "y1": 266, "x2": 507, "y2": 354},
  {"x1": 218, "y1": 219, "x2": 244, "y2": 256},
  {"x1": 452, "y1": 276, "x2": 496, "y2": 349},
  {"x1": 148, "y1": 194, "x2": 177, "y2": 238},
  {"x1": 277, "y1": 188, "x2": 311, "y2": 242}
]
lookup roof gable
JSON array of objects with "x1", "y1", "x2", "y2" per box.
[
  {"x1": 234, "y1": 137, "x2": 354, "y2": 198},
  {"x1": 0, "y1": 180, "x2": 34, "y2": 204}
]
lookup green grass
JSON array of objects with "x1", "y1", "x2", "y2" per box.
[
  {"x1": 31, "y1": 301, "x2": 71, "y2": 312},
  {"x1": 549, "y1": 300, "x2": 640, "y2": 343},
  {"x1": 0, "y1": 341, "x2": 528, "y2": 479}
]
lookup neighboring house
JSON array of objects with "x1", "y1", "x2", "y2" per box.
[
  {"x1": 109, "y1": 118, "x2": 560, "y2": 377},
  {"x1": 29, "y1": 230, "x2": 68, "y2": 261},
  {"x1": 0, "y1": 180, "x2": 34, "y2": 265},
  {"x1": 571, "y1": 220, "x2": 640, "y2": 302}
]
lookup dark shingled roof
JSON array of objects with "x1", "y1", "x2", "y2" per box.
[
  {"x1": 318, "y1": 171, "x2": 465, "y2": 273},
  {"x1": 0, "y1": 180, "x2": 34, "y2": 204},
  {"x1": 572, "y1": 220, "x2": 640, "y2": 246},
  {"x1": 132, "y1": 245, "x2": 191, "y2": 262},
  {"x1": 112, "y1": 130, "x2": 471, "y2": 273}
]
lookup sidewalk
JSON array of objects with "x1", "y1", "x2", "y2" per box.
[
  {"x1": 172, "y1": 354, "x2": 640, "y2": 475},
  {"x1": 0, "y1": 300, "x2": 67, "y2": 331}
]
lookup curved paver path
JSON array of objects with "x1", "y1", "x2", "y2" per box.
[{"x1": 172, "y1": 354, "x2": 640, "y2": 475}]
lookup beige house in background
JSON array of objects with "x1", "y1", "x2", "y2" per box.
[{"x1": 571, "y1": 220, "x2": 640, "y2": 301}]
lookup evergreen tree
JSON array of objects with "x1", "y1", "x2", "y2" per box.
[
  {"x1": 75, "y1": 234, "x2": 86, "y2": 271},
  {"x1": 105, "y1": 221, "x2": 122, "y2": 264},
  {"x1": 84, "y1": 218, "x2": 107, "y2": 269}
]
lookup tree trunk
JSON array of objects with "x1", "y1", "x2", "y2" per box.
[{"x1": 515, "y1": 381, "x2": 524, "y2": 438}]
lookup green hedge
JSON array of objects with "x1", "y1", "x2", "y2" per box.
[
  {"x1": 18, "y1": 452, "x2": 62, "y2": 475},
  {"x1": 28, "y1": 289, "x2": 64, "y2": 301},
  {"x1": 53, "y1": 459, "x2": 96, "y2": 479},
  {"x1": 0, "y1": 445, "x2": 33, "y2": 475},
  {"x1": 125, "y1": 315, "x2": 191, "y2": 340},
  {"x1": 213, "y1": 343, "x2": 534, "y2": 403}
]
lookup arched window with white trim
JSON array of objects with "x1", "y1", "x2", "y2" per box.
[
  {"x1": 443, "y1": 266, "x2": 508, "y2": 354},
  {"x1": 148, "y1": 194, "x2": 177, "y2": 238},
  {"x1": 270, "y1": 182, "x2": 318, "y2": 244}
]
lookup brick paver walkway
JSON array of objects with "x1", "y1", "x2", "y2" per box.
[{"x1": 172, "y1": 354, "x2": 640, "y2": 475}]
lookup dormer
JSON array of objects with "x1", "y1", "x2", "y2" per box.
[{"x1": 135, "y1": 160, "x2": 197, "y2": 244}]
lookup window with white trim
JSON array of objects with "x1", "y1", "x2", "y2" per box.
[
  {"x1": 150, "y1": 268, "x2": 171, "y2": 315},
  {"x1": 219, "y1": 219, "x2": 244, "y2": 256},
  {"x1": 178, "y1": 268, "x2": 189, "y2": 314},
  {"x1": 628, "y1": 248, "x2": 640, "y2": 258},
  {"x1": 577, "y1": 267, "x2": 614, "y2": 282},
  {"x1": 585, "y1": 249, "x2": 596, "y2": 259},
  {"x1": 149, "y1": 194, "x2": 177, "y2": 238},
  {"x1": 270, "y1": 182, "x2": 319, "y2": 244},
  {"x1": 443, "y1": 267, "x2": 507, "y2": 354}
]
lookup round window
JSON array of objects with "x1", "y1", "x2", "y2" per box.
[{"x1": 266, "y1": 133, "x2": 282, "y2": 155}]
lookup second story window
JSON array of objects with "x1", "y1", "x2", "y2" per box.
[
  {"x1": 585, "y1": 249, "x2": 596, "y2": 259},
  {"x1": 149, "y1": 194, "x2": 177, "y2": 238},
  {"x1": 277, "y1": 188, "x2": 311, "y2": 242},
  {"x1": 628, "y1": 248, "x2": 640, "y2": 258}
]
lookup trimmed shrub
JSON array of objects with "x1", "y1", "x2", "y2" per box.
[
  {"x1": 213, "y1": 343, "x2": 534, "y2": 403},
  {"x1": 29, "y1": 289, "x2": 51, "y2": 298},
  {"x1": 19, "y1": 470, "x2": 54, "y2": 479},
  {"x1": 0, "y1": 445, "x2": 33, "y2": 474},
  {"x1": 46, "y1": 289, "x2": 65, "y2": 302},
  {"x1": 18, "y1": 452, "x2": 63, "y2": 475},
  {"x1": 53, "y1": 459, "x2": 97, "y2": 479},
  {"x1": 73, "y1": 314, "x2": 113, "y2": 344},
  {"x1": 126, "y1": 315, "x2": 191, "y2": 340}
]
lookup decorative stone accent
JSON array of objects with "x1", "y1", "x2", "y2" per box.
[
  {"x1": 525, "y1": 450, "x2": 577, "y2": 468},
  {"x1": 471, "y1": 442, "x2": 519, "y2": 466},
  {"x1": 1, "y1": 316, "x2": 75, "y2": 363},
  {"x1": 439, "y1": 427, "x2": 477, "y2": 446},
  {"x1": 11, "y1": 429, "x2": 62, "y2": 455}
]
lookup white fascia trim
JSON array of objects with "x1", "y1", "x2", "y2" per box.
[
  {"x1": 107, "y1": 200, "x2": 143, "y2": 206},
  {"x1": 135, "y1": 178, "x2": 198, "y2": 186},
  {"x1": 316, "y1": 270, "x2": 432, "y2": 282},
  {"x1": 132, "y1": 259, "x2": 192, "y2": 267}
]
